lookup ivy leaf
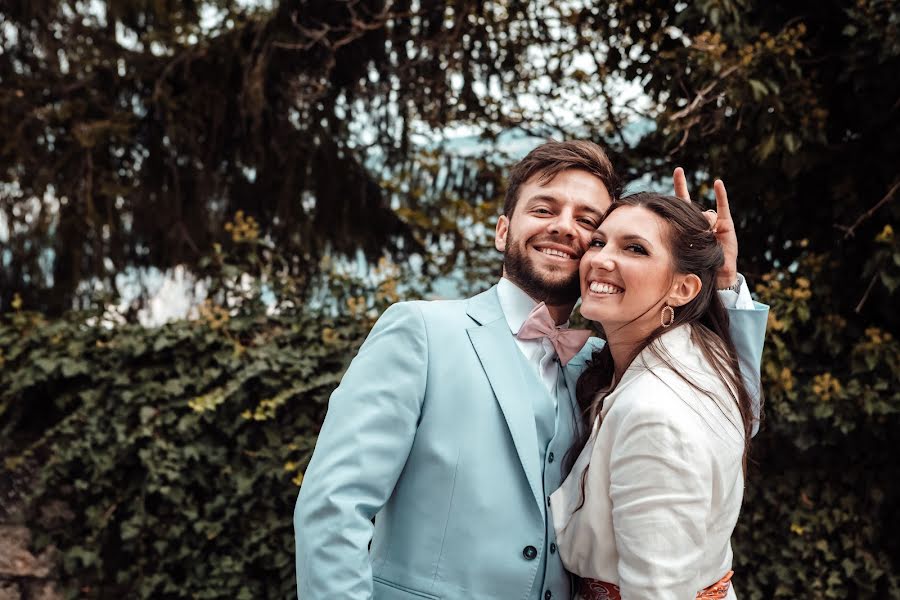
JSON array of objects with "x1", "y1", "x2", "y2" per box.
[
  {"x1": 758, "y1": 134, "x2": 778, "y2": 161},
  {"x1": 749, "y1": 79, "x2": 769, "y2": 100}
]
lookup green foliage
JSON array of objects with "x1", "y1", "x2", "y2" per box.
[
  {"x1": 0, "y1": 301, "x2": 376, "y2": 598},
  {"x1": 728, "y1": 242, "x2": 900, "y2": 598},
  {"x1": 736, "y1": 470, "x2": 899, "y2": 599},
  {"x1": 0, "y1": 224, "x2": 409, "y2": 597}
]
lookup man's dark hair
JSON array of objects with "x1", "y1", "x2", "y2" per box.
[{"x1": 503, "y1": 140, "x2": 622, "y2": 217}]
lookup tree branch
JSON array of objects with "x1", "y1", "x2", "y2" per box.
[
  {"x1": 670, "y1": 64, "x2": 739, "y2": 122},
  {"x1": 855, "y1": 271, "x2": 879, "y2": 313},
  {"x1": 837, "y1": 179, "x2": 900, "y2": 239}
]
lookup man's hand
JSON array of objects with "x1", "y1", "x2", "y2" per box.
[{"x1": 673, "y1": 167, "x2": 738, "y2": 289}]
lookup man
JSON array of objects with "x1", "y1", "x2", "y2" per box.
[{"x1": 294, "y1": 141, "x2": 767, "y2": 600}]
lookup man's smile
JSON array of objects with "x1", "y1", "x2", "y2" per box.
[{"x1": 532, "y1": 243, "x2": 579, "y2": 261}]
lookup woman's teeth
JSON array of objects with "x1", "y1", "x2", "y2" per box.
[{"x1": 589, "y1": 282, "x2": 623, "y2": 294}]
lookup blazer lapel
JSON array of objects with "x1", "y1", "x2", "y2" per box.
[{"x1": 466, "y1": 286, "x2": 545, "y2": 513}]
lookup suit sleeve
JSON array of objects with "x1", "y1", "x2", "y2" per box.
[
  {"x1": 294, "y1": 302, "x2": 428, "y2": 599},
  {"x1": 719, "y1": 273, "x2": 769, "y2": 436},
  {"x1": 609, "y1": 397, "x2": 711, "y2": 600}
]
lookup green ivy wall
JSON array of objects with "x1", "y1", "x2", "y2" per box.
[{"x1": 1, "y1": 252, "x2": 899, "y2": 598}]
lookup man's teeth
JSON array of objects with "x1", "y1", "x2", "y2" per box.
[
  {"x1": 589, "y1": 282, "x2": 623, "y2": 294},
  {"x1": 539, "y1": 248, "x2": 573, "y2": 259}
]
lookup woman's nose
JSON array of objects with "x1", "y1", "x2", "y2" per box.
[{"x1": 588, "y1": 247, "x2": 614, "y2": 270}]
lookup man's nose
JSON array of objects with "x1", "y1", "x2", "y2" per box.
[{"x1": 548, "y1": 211, "x2": 577, "y2": 237}]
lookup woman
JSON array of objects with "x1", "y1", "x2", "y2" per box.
[{"x1": 549, "y1": 192, "x2": 756, "y2": 599}]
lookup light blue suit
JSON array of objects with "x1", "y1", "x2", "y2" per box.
[{"x1": 294, "y1": 285, "x2": 768, "y2": 599}]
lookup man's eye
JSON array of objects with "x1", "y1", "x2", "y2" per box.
[{"x1": 578, "y1": 218, "x2": 598, "y2": 227}]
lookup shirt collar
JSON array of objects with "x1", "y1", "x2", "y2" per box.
[{"x1": 496, "y1": 277, "x2": 571, "y2": 335}]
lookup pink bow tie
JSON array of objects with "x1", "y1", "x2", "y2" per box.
[{"x1": 516, "y1": 302, "x2": 592, "y2": 366}]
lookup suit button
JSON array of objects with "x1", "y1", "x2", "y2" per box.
[
  {"x1": 548, "y1": 452, "x2": 555, "y2": 463},
  {"x1": 547, "y1": 496, "x2": 551, "y2": 507},
  {"x1": 545, "y1": 591, "x2": 552, "y2": 599},
  {"x1": 522, "y1": 545, "x2": 538, "y2": 560},
  {"x1": 550, "y1": 543, "x2": 557, "y2": 554}
]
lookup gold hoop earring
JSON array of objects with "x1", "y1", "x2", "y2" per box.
[{"x1": 660, "y1": 304, "x2": 675, "y2": 328}]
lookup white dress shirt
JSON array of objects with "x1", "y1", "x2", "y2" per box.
[{"x1": 496, "y1": 277, "x2": 566, "y2": 399}]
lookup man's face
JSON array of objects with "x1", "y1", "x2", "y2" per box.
[{"x1": 495, "y1": 169, "x2": 612, "y2": 305}]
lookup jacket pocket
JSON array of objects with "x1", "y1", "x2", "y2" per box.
[{"x1": 373, "y1": 576, "x2": 441, "y2": 600}]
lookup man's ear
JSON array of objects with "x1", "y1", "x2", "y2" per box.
[
  {"x1": 495, "y1": 215, "x2": 509, "y2": 252},
  {"x1": 668, "y1": 273, "x2": 702, "y2": 307}
]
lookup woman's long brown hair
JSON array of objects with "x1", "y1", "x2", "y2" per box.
[{"x1": 563, "y1": 192, "x2": 760, "y2": 504}]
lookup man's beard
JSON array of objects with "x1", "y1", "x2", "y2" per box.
[{"x1": 503, "y1": 234, "x2": 581, "y2": 306}]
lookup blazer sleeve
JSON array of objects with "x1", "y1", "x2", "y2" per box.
[
  {"x1": 294, "y1": 302, "x2": 429, "y2": 599},
  {"x1": 721, "y1": 275, "x2": 769, "y2": 436},
  {"x1": 608, "y1": 394, "x2": 712, "y2": 600}
]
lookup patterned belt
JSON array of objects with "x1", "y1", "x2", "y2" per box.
[{"x1": 579, "y1": 569, "x2": 734, "y2": 600}]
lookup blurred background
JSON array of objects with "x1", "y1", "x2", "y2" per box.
[{"x1": 1, "y1": 0, "x2": 898, "y2": 598}]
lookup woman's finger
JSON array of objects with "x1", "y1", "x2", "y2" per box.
[
  {"x1": 714, "y1": 179, "x2": 731, "y2": 222},
  {"x1": 673, "y1": 167, "x2": 691, "y2": 202}
]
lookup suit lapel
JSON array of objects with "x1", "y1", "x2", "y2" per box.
[
  {"x1": 563, "y1": 337, "x2": 605, "y2": 396},
  {"x1": 466, "y1": 287, "x2": 545, "y2": 512},
  {"x1": 561, "y1": 337, "x2": 605, "y2": 443}
]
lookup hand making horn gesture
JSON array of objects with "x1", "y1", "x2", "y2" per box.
[{"x1": 673, "y1": 167, "x2": 739, "y2": 290}]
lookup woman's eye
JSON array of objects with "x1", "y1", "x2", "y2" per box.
[
  {"x1": 589, "y1": 239, "x2": 605, "y2": 248},
  {"x1": 626, "y1": 244, "x2": 648, "y2": 255}
]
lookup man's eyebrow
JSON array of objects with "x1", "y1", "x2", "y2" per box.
[
  {"x1": 524, "y1": 194, "x2": 560, "y2": 205},
  {"x1": 524, "y1": 195, "x2": 604, "y2": 215}
]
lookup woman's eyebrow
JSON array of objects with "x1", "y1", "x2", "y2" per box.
[{"x1": 621, "y1": 234, "x2": 654, "y2": 247}]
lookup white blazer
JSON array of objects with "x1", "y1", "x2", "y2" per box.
[{"x1": 550, "y1": 324, "x2": 746, "y2": 600}]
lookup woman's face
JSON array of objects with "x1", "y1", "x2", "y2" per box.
[{"x1": 579, "y1": 205, "x2": 676, "y2": 338}]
